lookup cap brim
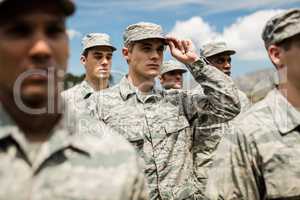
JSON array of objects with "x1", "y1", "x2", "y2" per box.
[
  {"x1": 83, "y1": 44, "x2": 117, "y2": 52},
  {"x1": 131, "y1": 36, "x2": 166, "y2": 43},
  {"x1": 206, "y1": 49, "x2": 236, "y2": 57},
  {"x1": 161, "y1": 68, "x2": 187, "y2": 75}
]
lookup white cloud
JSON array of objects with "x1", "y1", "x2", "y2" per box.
[
  {"x1": 169, "y1": 9, "x2": 285, "y2": 61},
  {"x1": 67, "y1": 29, "x2": 82, "y2": 40}
]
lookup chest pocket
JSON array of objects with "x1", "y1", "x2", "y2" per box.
[
  {"x1": 263, "y1": 145, "x2": 300, "y2": 199},
  {"x1": 164, "y1": 115, "x2": 190, "y2": 136}
]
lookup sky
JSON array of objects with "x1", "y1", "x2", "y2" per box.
[{"x1": 66, "y1": 0, "x2": 300, "y2": 81}]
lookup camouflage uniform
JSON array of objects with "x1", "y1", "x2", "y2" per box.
[
  {"x1": 205, "y1": 89, "x2": 300, "y2": 200},
  {"x1": 62, "y1": 80, "x2": 94, "y2": 105},
  {"x1": 0, "y1": 1, "x2": 147, "y2": 199},
  {"x1": 205, "y1": 9, "x2": 300, "y2": 200},
  {"x1": 192, "y1": 42, "x2": 251, "y2": 193},
  {"x1": 89, "y1": 24, "x2": 241, "y2": 200},
  {"x1": 0, "y1": 101, "x2": 148, "y2": 200},
  {"x1": 62, "y1": 32, "x2": 116, "y2": 104}
]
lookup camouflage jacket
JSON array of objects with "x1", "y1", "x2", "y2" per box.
[
  {"x1": 62, "y1": 80, "x2": 95, "y2": 105},
  {"x1": 0, "y1": 102, "x2": 147, "y2": 200},
  {"x1": 205, "y1": 89, "x2": 300, "y2": 200},
  {"x1": 89, "y1": 59, "x2": 241, "y2": 200},
  {"x1": 192, "y1": 89, "x2": 250, "y2": 194}
]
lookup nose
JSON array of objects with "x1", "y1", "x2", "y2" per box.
[
  {"x1": 101, "y1": 57, "x2": 108, "y2": 66},
  {"x1": 224, "y1": 62, "x2": 231, "y2": 69},
  {"x1": 150, "y1": 50, "x2": 160, "y2": 60},
  {"x1": 175, "y1": 73, "x2": 182, "y2": 80},
  {"x1": 29, "y1": 33, "x2": 52, "y2": 67}
]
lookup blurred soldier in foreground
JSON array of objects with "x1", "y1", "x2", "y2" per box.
[
  {"x1": 0, "y1": 0, "x2": 147, "y2": 199},
  {"x1": 159, "y1": 60, "x2": 187, "y2": 89},
  {"x1": 62, "y1": 33, "x2": 116, "y2": 103},
  {"x1": 89, "y1": 21, "x2": 240, "y2": 199},
  {"x1": 205, "y1": 9, "x2": 300, "y2": 200}
]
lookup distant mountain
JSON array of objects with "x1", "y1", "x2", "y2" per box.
[{"x1": 234, "y1": 68, "x2": 277, "y2": 102}]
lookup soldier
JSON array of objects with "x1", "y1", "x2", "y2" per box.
[
  {"x1": 201, "y1": 41, "x2": 250, "y2": 111},
  {"x1": 159, "y1": 60, "x2": 187, "y2": 89},
  {"x1": 191, "y1": 42, "x2": 252, "y2": 193},
  {"x1": 0, "y1": 0, "x2": 147, "y2": 199},
  {"x1": 89, "y1": 22, "x2": 240, "y2": 199},
  {"x1": 205, "y1": 9, "x2": 300, "y2": 200},
  {"x1": 62, "y1": 33, "x2": 116, "y2": 103}
]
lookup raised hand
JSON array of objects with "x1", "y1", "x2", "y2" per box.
[{"x1": 166, "y1": 36, "x2": 199, "y2": 65}]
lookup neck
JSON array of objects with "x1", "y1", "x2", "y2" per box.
[
  {"x1": 0, "y1": 91, "x2": 61, "y2": 142},
  {"x1": 279, "y1": 82, "x2": 300, "y2": 110},
  {"x1": 85, "y1": 76, "x2": 109, "y2": 91},
  {"x1": 127, "y1": 72, "x2": 155, "y2": 93}
]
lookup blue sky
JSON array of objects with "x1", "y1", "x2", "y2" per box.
[{"x1": 66, "y1": 0, "x2": 300, "y2": 80}]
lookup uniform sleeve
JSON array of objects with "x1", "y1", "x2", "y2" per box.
[
  {"x1": 178, "y1": 58, "x2": 241, "y2": 126},
  {"x1": 205, "y1": 128, "x2": 266, "y2": 200}
]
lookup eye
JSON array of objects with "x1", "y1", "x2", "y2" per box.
[
  {"x1": 94, "y1": 55, "x2": 103, "y2": 60},
  {"x1": 142, "y1": 46, "x2": 152, "y2": 51},
  {"x1": 46, "y1": 23, "x2": 66, "y2": 38},
  {"x1": 4, "y1": 23, "x2": 32, "y2": 38},
  {"x1": 157, "y1": 45, "x2": 165, "y2": 52},
  {"x1": 106, "y1": 55, "x2": 112, "y2": 60}
]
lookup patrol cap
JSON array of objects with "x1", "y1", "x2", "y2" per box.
[
  {"x1": 123, "y1": 22, "x2": 165, "y2": 46},
  {"x1": 81, "y1": 33, "x2": 117, "y2": 52},
  {"x1": 0, "y1": 0, "x2": 75, "y2": 16},
  {"x1": 160, "y1": 60, "x2": 187, "y2": 76},
  {"x1": 201, "y1": 41, "x2": 236, "y2": 58},
  {"x1": 262, "y1": 9, "x2": 300, "y2": 47}
]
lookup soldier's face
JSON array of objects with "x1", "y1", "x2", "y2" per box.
[
  {"x1": 208, "y1": 54, "x2": 232, "y2": 76},
  {"x1": 124, "y1": 39, "x2": 164, "y2": 81},
  {"x1": 0, "y1": 3, "x2": 69, "y2": 108},
  {"x1": 160, "y1": 70, "x2": 184, "y2": 89},
  {"x1": 278, "y1": 35, "x2": 300, "y2": 89},
  {"x1": 82, "y1": 46, "x2": 113, "y2": 81}
]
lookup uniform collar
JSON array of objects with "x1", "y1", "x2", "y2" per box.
[
  {"x1": 0, "y1": 102, "x2": 91, "y2": 168},
  {"x1": 81, "y1": 80, "x2": 96, "y2": 99},
  {"x1": 267, "y1": 89, "x2": 300, "y2": 135},
  {"x1": 119, "y1": 76, "x2": 161, "y2": 102}
]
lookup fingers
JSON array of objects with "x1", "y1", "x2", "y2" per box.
[
  {"x1": 166, "y1": 37, "x2": 185, "y2": 54},
  {"x1": 166, "y1": 36, "x2": 193, "y2": 54}
]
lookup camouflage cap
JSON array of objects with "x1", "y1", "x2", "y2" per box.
[
  {"x1": 201, "y1": 41, "x2": 236, "y2": 58},
  {"x1": 82, "y1": 33, "x2": 117, "y2": 52},
  {"x1": 160, "y1": 60, "x2": 187, "y2": 75},
  {"x1": 0, "y1": 0, "x2": 75, "y2": 16},
  {"x1": 123, "y1": 22, "x2": 165, "y2": 46},
  {"x1": 262, "y1": 9, "x2": 300, "y2": 47}
]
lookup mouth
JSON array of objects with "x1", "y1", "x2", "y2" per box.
[
  {"x1": 21, "y1": 73, "x2": 48, "y2": 86},
  {"x1": 147, "y1": 63, "x2": 160, "y2": 67},
  {"x1": 223, "y1": 71, "x2": 231, "y2": 76}
]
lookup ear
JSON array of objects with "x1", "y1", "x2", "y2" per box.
[
  {"x1": 80, "y1": 55, "x2": 86, "y2": 66},
  {"x1": 122, "y1": 47, "x2": 129, "y2": 60},
  {"x1": 268, "y1": 44, "x2": 284, "y2": 70}
]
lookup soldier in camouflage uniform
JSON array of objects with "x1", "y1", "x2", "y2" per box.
[
  {"x1": 159, "y1": 60, "x2": 187, "y2": 90},
  {"x1": 89, "y1": 22, "x2": 241, "y2": 200},
  {"x1": 62, "y1": 33, "x2": 116, "y2": 106},
  {"x1": 205, "y1": 9, "x2": 300, "y2": 200},
  {"x1": 201, "y1": 41, "x2": 250, "y2": 110},
  {"x1": 0, "y1": 0, "x2": 147, "y2": 199},
  {"x1": 191, "y1": 42, "x2": 252, "y2": 193}
]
